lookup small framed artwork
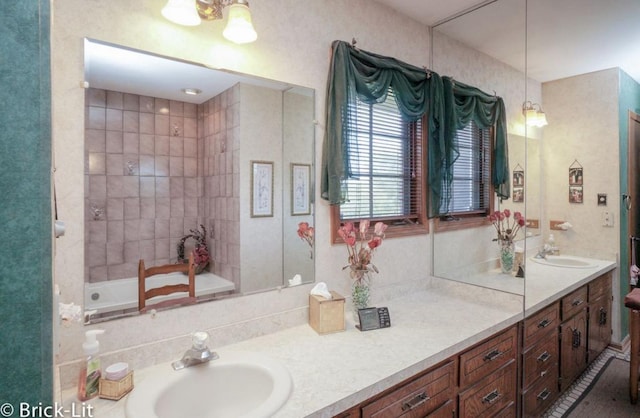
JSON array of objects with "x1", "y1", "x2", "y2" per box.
[
  {"x1": 569, "y1": 164, "x2": 583, "y2": 185},
  {"x1": 569, "y1": 186, "x2": 584, "y2": 203},
  {"x1": 513, "y1": 187, "x2": 524, "y2": 203},
  {"x1": 291, "y1": 163, "x2": 311, "y2": 215},
  {"x1": 512, "y1": 165, "x2": 524, "y2": 187},
  {"x1": 251, "y1": 160, "x2": 274, "y2": 217}
]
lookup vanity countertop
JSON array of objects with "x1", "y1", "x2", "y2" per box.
[
  {"x1": 525, "y1": 255, "x2": 616, "y2": 315},
  {"x1": 60, "y1": 257, "x2": 615, "y2": 418}
]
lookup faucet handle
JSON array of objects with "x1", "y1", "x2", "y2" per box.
[{"x1": 192, "y1": 331, "x2": 209, "y2": 350}]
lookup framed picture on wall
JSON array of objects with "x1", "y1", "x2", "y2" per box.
[
  {"x1": 291, "y1": 163, "x2": 311, "y2": 215},
  {"x1": 251, "y1": 161, "x2": 274, "y2": 217},
  {"x1": 513, "y1": 187, "x2": 524, "y2": 203},
  {"x1": 569, "y1": 186, "x2": 584, "y2": 203},
  {"x1": 569, "y1": 167, "x2": 583, "y2": 185}
]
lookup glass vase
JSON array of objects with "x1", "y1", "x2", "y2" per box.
[
  {"x1": 499, "y1": 240, "x2": 515, "y2": 274},
  {"x1": 350, "y1": 268, "x2": 371, "y2": 320}
]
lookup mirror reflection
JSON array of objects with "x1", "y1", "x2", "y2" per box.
[
  {"x1": 430, "y1": 0, "x2": 528, "y2": 295},
  {"x1": 83, "y1": 39, "x2": 315, "y2": 322}
]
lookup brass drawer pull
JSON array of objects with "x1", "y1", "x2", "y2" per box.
[
  {"x1": 537, "y1": 388, "x2": 551, "y2": 401},
  {"x1": 571, "y1": 299, "x2": 584, "y2": 307},
  {"x1": 537, "y1": 351, "x2": 551, "y2": 363},
  {"x1": 483, "y1": 349, "x2": 504, "y2": 362},
  {"x1": 482, "y1": 389, "x2": 501, "y2": 404},
  {"x1": 537, "y1": 318, "x2": 551, "y2": 328},
  {"x1": 401, "y1": 392, "x2": 430, "y2": 411}
]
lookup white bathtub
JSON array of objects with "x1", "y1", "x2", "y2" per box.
[{"x1": 85, "y1": 272, "x2": 236, "y2": 315}]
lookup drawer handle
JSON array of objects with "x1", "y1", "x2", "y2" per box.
[
  {"x1": 537, "y1": 388, "x2": 551, "y2": 401},
  {"x1": 537, "y1": 318, "x2": 551, "y2": 328},
  {"x1": 537, "y1": 351, "x2": 551, "y2": 363},
  {"x1": 599, "y1": 308, "x2": 608, "y2": 326},
  {"x1": 401, "y1": 392, "x2": 430, "y2": 411},
  {"x1": 482, "y1": 389, "x2": 501, "y2": 405},
  {"x1": 571, "y1": 299, "x2": 584, "y2": 307},
  {"x1": 483, "y1": 349, "x2": 504, "y2": 362},
  {"x1": 572, "y1": 328, "x2": 582, "y2": 348}
]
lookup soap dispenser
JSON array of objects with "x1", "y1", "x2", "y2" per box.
[
  {"x1": 77, "y1": 329, "x2": 105, "y2": 400},
  {"x1": 547, "y1": 233, "x2": 557, "y2": 255}
]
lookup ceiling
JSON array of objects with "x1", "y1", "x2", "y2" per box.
[
  {"x1": 374, "y1": 0, "x2": 640, "y2": 84},
  {"x1": 84, "y1": 39, "x2": 291, "y2": 104}
]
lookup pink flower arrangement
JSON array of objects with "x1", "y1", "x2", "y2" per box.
[
  {"x1": 177, "y1": 224, "x2": 210, "y2": 274},
  {"x1": 488, "y1": 209, "x2": 525, "y2": 244},
  {"x1": 338, "y1": 220, "x2": 387, "y2": 279},
  {"x1": 297, "y1": 222, "x2": 315, "y2": 259}
]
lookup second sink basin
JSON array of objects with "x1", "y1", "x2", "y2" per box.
[
  {"x1": 531, "y1": 255, "x2": 597, "y2": 269},
  {"x1": 126, "y1": 351, "x2": 292, "y2": 418}
]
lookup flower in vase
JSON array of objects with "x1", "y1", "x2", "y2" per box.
[
  {"x1": 338, "y1": 220, "x2": 387, "y2": 283},
  {"x1": 488, "y1": 209, "x2": 525, "y2": 244},
  {"x1": 177, "y1": 224, "x2": 210, "y2": 274},
  {"x1": 297, "y1": 222, "x2": 314, "y2": 258}
]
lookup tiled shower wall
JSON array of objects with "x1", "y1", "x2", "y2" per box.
[
  {"x1": 85, "y1": 89, "x2": 200, "y2": 282},
  {"x1": 201, "y1": 85, "x2": 241, "y2": 290}
]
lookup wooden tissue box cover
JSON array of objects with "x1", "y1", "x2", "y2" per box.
[
  {"x1": 99, "y1": 371, "x2": 134, "y2": 400},
  {"x1": 309, "y1": 291, "x2": 345, "y2": 334}
]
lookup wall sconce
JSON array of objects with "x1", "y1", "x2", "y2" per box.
[
  {"x1": 161, "y1": 0, "x2": 258, "y2": 44},
  {"x1": 522, "y1": 101, "x2": 548, "y2": 127}
]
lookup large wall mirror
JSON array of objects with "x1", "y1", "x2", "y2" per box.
[
  {"x1": 83, "y1": 39, "x2": 316, "y2": 323},
  {"x1": 430, "y1": 0, "x2": 531, "y2": 296}
]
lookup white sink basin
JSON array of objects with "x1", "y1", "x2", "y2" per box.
[
  {"x1": 530, "y1": 255, "x2": 597, "y2": 269},
  {"x1": 126, "y1": 352, "x2": 292, "y2": 418}
]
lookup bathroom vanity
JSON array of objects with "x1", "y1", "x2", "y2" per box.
[{"x1": 59, "y1": 257, "x2": 614, "y2": 418}]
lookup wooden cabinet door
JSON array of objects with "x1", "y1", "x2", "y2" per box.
[
  {"x1": 559, "y1": 308, "x2": 588, "y2": 392},
  {"x1": 588, "y1": 294, "x2": 612, "y2": 362}
]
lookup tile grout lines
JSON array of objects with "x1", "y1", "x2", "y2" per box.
[{"x1": 543, "y1": 347, "x2": 629, "y2": 417}]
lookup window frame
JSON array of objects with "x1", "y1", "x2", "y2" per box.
[
  {"x1": 330, "y1": 102, "x2": 429, "y2": 244},
  {"x1": 434, "y1": 123, "x2": 496, "y2": 233}
]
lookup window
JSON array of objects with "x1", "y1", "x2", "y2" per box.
[
  {"x1": 331, "y1": 89, "x2": 428, "y2": 242},
  {"x1": 435, "y1": 120, "x2": 495, "y2": 231}
]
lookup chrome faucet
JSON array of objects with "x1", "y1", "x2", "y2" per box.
[
  {"x1": 534, "y1": 244, "x2": 557, "y2": 259},
  {"x1": 172, "y1": 331, "x2": 218, "y2": 370}
]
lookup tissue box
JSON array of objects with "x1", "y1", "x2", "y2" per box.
[
  {"x1": 98, "y1": 371, "x2": 134, "y2": 400},
  {"x1": 309, "y1": 291, "x2": 345, "y2": 334}
]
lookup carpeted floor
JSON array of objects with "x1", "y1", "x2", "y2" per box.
[{"x1": 544, "y1": 349, "x2": 640, "y2": 417}]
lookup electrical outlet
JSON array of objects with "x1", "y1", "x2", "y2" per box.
[{"x1": 602, "y1": 211, "x2": 614, "y2": 227}]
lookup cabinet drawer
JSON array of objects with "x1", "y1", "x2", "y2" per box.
[
  {"x1": 493, "y1": 402, "x2": 516, "y2": 418},
  {"x1": 460, "y1": 326, "x2": 517, "y2": 388},
  {"x1": 426, "y1": 399, "x2": 455, "y2": 418},
  {"x1": 589, "y1": 272, "x2": 612, "y2": 302},
  {"x1": 561, "y1": 286, "x2": 588, "y2": 319},
  {"x1": 459, "y1": 361, "x2": 517, "y2": 418},
  {"x1": 522, "y1": 367, "x2": 560, "y2": 418},
  {"x1": 523, "y1": 330, "x2": 558, "y2": 389},
  {"x1": 362, "y1": 360, "x2": 455, "y2": 418},
  {"x1": 524, "y1": 302, "x2": 560, "y2": 347}
]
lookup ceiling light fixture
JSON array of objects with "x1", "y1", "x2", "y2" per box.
[
  {"x1": 161, "y1": 0, "x2": 257, "y2": 44},
  {"x1": 522, "y1": 101, "x2": 548, "y2": 127},
  {"x1": 181, "y1": 88, "x2": 202, "y2": 96}
]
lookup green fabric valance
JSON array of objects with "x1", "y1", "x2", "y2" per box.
[
  {"x1": 320, "y1": 40, "x2": 438, "y2": 205},
  {"x1": 320, "y1": 40, "x2": 510, "y2": 215},
  {"x1": 434, "y1": 77, "x2": 510, "y2": 214}
]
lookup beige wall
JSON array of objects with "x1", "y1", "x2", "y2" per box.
[{"x1": 541, "y1": 69, "x2": 620, "y2": 261}]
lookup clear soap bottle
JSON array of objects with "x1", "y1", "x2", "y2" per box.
[{"x1": 77, "y1": 329, "x2": 105, "y2": 400}]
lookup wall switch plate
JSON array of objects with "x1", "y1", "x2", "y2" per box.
[{"x1": 602, "y1": 211, "x2": 614, "y2": 227}]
